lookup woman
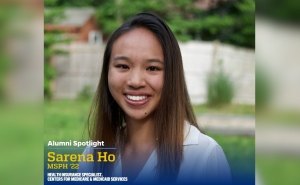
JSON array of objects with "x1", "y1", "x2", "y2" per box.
[{"x1": 81, "y1": 12, "x2": 231, "y2": 184}]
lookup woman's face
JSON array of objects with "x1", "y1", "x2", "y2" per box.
[{"x1": 108, "y1": 27, "x2": 164, "y2": 122}]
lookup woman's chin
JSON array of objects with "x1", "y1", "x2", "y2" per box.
[{"x1": 125, "y1": 112, "x2": 152, "y2": 122}]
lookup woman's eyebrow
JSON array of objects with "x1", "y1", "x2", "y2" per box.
[
  {"x1": 112, "y1": 56, "x2": 130, "y2": 62},
  {"x1": 146, "y1": 58, "x2": 164, "y2": 65},
  {"x1": 112, "y1": 56, "x2": 164, "y2": 65}
]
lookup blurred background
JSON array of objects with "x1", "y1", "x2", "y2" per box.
[
  {"x1": 6, "y1": 0, "x2": 300, "y2": 185},
  {"x1": 0, "y1": 1, "x2": 43, "y2": 185}
]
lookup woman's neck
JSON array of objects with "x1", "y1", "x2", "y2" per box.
[
  {"x1": 121, "y1": 117, "x2": 157, "y2": 182},
  {"x1": 124, "y1": 117, "x2": 156, "y2": 151}
]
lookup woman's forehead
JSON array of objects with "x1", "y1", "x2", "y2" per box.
[{"x1": 110, "y1": 28, "x2": 164, "y2": 62}]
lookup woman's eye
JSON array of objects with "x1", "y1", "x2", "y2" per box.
[
  {"x1": 147, "y1": 66, "x2": 159, "y2": 71},
  {"x1": 116, "y1": 65, "x2": 129, "y2": 69}
]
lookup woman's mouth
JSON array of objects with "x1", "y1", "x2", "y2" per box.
[
  {"x1": 126, "y1": 95, "x2": 148, "y2": 101},
  {"x1": 124, "y1": 94, "x2": 151, "y2": 106}
]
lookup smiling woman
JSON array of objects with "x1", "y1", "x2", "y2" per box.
[{"x1": 80, "y1": 13, "x2": 231, "y2": 184}]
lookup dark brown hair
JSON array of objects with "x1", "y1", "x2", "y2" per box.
[{"x1": 86, "y1": 12, "x2": 199, "y2": 182}]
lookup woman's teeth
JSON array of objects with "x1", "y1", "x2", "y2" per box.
[{"x1": 126, "y1": 95, "x2": 148, "y2": 101}]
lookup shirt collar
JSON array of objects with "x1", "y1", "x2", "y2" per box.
[{"x1": 183, "y1": 121, "x2": 200, "y2": 146}]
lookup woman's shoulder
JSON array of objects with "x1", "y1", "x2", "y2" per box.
[
  {"x1": 183, "y1": 121, "x2": 219, "y2": 150},
  {"x1": 180, "y1": 122, "x2": 232, "y2": 184},
  {"x1": 183, "y1": 121, "x2": 229, "y2": 166}
]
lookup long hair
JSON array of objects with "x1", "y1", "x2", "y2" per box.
[{"x1": 86, "y1": 12, "x2": 199, "y2": 182}]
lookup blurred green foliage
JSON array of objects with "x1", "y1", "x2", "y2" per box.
[
  {"x1": 0, "y1": 6, "x2": 15, "y2": 101},
  {"x1": 77, "y1": 85, "x2": 94, "y2": 101},
  {"x1": 0, "y1": 53, "x2": 11, "y2": 101},
  {"x1": 45, "y1": 0, "x2": 255, "y2": 48},
  {"x1": 0, "y1": 4, "x2": 43, "y2": 184},
  {"x1": 256, "y1": 0, "x2": 300, "y2": 23},
  {"x1": 44, "y1": 62, "x2": 57, "y2": 99},
  {"x1": 212, "y1": 134, "x2": 255, "y2": 182},
  {"x1": 44, "y1": 100, "x2": 91, "y2": 143},
  {"x1": 257, "y1": 156, "x2": 300, "y2": 185},
  {"x1": 207, "y1": 60, "x2": 235, "y2": 107},
  {"x1": 44, "y1": 8, "x2": 70, "y2": 99},
  {"x1": 255, "y1": 64, "x2": 272, "y2": 109},
  {"x1": 0, "y1": 104, "x2": 43, "y2": 185},
  {"x1": 45, "y1": 0, "x2": 103, "y2": 7},
  {"x1": 193, "y1": 104, "x2": 255, "y2": 115},
  {"x1": 96, "y1": 0, "x2": 255, "y2": 48},
  {"x1": 257, "y1": 109, "x2": 300, "y2": 126}
]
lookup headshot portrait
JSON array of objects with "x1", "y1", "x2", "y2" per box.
[{"x1": 80, "y1": 13, "x2": 231, "y2": 184}]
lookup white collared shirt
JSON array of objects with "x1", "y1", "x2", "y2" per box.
[{"x1": 79, "y1": 121, "x2": 232, "y2": 184}]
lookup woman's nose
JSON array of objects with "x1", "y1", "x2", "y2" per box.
[{"x1": 127, "y1": 69, "x2": 146, "y2": 88}]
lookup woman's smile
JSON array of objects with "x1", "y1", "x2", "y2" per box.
[
  {"x1": 124, "y1": 93, "x2": 151, "y2": 106},
  {"x1": 126, "y1": 94, "x2": 148, "y2": 101}
]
